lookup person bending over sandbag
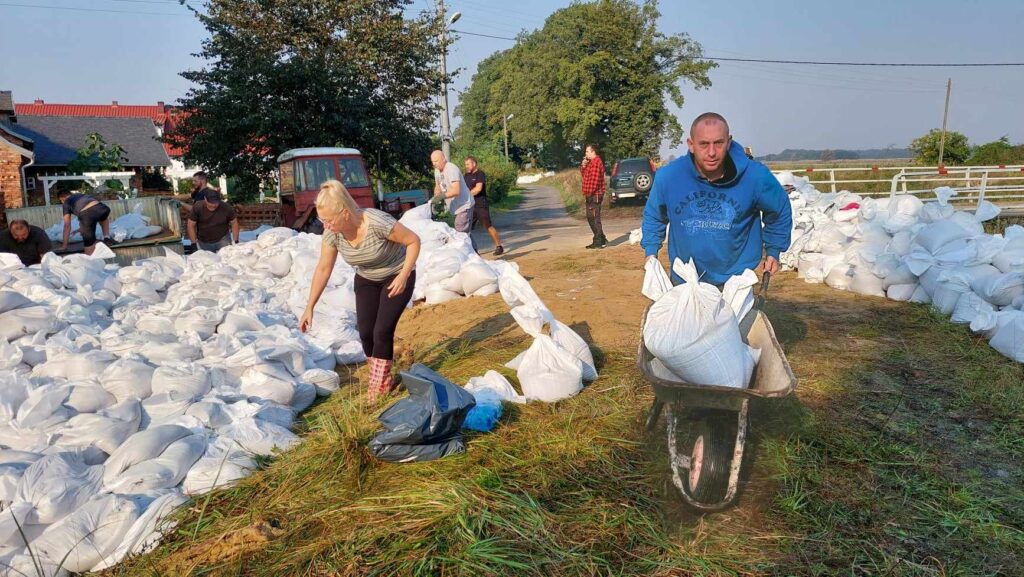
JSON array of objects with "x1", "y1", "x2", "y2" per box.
[
  {"x1": 641, "y1": 112, "x2": 792, "y2": 286},
  {"x1": 0, "y1": 219, "x2": 52, "y2": 265},
  {"x1": 57, "y1": 187, "x2": 115, "y2": 256},
  {"x1": 300, "y1": 180, "x2": 421, "y2": 402}
]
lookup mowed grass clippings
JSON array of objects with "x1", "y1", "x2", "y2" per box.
[{"x1": 105, "y1": 265, "x2": 1024, "y2": 577}]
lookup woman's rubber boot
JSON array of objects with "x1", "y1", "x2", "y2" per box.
[
  {"x1": 367, "y1": 357, "x2": 384, "y2": 403},
  {"x1": 379, "y1": 359, "x2": 396, "y2": 397}
]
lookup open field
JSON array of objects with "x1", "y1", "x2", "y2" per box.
[{"x1": 108, "y1": 245, "x2": 1023, "y2": 577}]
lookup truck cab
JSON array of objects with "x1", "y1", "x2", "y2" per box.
[{"x1": 277, "y1": 148, "x2": 374, "y2": 229}]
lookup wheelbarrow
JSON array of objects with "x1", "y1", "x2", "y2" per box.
[{"x1": 638, "y1": 273, "x2": 797, "y2": 512}]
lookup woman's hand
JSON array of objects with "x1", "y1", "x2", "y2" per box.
[
  {"x1": 387, "y1": 272, "x2": 409, "y2": 298},
  {"x1": 299, "y1": 309, "x2": 314, "y2": 333}
]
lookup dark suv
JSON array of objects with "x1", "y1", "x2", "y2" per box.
[{"x1": 608, "y1": 157, "x2": 656, "y2": 206}]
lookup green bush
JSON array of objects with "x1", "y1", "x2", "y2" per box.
[
  {"x1": 968, "y1": 137, "x2": 1024, "y2": 165},
  {"x1": 478, "y1": 158, "x2": 517, "y2": 204},
  {"x1": 176, "y1": 178, "x2": 194, "y2": 194}
]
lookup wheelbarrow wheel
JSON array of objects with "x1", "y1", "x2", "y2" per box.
[{"x1": 683, "y1": 413, "x2": 733, "y2": 504}]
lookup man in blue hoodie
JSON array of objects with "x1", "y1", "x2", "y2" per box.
[{"x1": 641, "y1": 112, "x2": 792, "y2": 286}]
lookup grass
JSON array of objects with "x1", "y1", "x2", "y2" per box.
[
  {"x1": 106, "y1": 271, "x2": 1023, "y2": 576},
  {"x1": 538, "y1": 170, "x2": 646, "y2": 220},
  {"x1": 489, "y1": 187, "x2": 526, "y2": 213}
]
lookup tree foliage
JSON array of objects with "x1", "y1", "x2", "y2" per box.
[
  {"x1": 455, "y1": 0, "x2": 714, "y2": 168},
  {"x1": 166, "y1": 0, "x2": 446, "y2": 202},
  {"x1": 968, "y1": 136, "x2": 1024, "y2": 166},
  {"x1": 909, "y1": 128, "x2": 971, "y2": 166}
]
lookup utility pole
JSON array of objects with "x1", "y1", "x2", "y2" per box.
[
  {"x1": 937, "y1": 78, "x2": 952, "y2": 167},
  {"x1": 438, "y1": 0, "x2": 452, "y2": 161}
]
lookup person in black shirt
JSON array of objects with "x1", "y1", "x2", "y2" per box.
[
  {"x1": 188, "y1": 190, "x2": 239, "y2": 252},
  {"x1": 185, "y1": 171, "x2": 218, "y2": 210},
  {"x1": 0, "y1": 220, "x2": 52, "y2": 266},
  {"x1": 463, "y1": 156, "x2": 504, "y2": 256},
  {"x1": 57, "y1": 188, "x2": 113, "y2": 256}
]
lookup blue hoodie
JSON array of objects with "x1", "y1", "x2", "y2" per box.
[{"x1": 641, "y1": 140, "x2": 792, "y2": 285}]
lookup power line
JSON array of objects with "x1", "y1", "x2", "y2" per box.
[{"x1": 452, "y1": 30, "x2": 1024, "y2": 67}]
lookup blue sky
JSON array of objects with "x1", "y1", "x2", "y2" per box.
[{"x1": 2, "y1": 0, "x2": 1021, "y2": 157}]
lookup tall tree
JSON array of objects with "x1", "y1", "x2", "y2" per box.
[
  {"x1": 167, "y1": 0, "x2": 445, "y2": 201},
  {"x1": 456, "y1": 0, "x2": 714, "y2": 167}
]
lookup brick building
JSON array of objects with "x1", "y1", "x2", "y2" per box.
[{"x1": 0, "y1": 91, "x2": 35, "y2": 211}]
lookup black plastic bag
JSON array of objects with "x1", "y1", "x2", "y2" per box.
[{"x1": 368, "y1": 364, "x2": 476, "y2": 463}]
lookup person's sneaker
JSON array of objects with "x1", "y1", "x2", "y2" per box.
[
  {"x1": 104, "y1": 238, "x2": 119, "y2": 246},
  {"x1": 493, "y1": 245, "x2": 505, "y2": 256},
  {"x1": 598, "y1": 236, "x2": 608, "y2": 248},
  {"x1": 585, "y1": 241, "x2": 599, "y2": 249}
]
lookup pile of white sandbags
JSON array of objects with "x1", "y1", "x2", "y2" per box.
[
  {"x1": 778, "y1": 172, "x2": 1024, "y2": 363},
  {"x1": 0, "y1": 205, "x2": 593, "y2": 573}
]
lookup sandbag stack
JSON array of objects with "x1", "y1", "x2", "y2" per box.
[{"x1": 777, "y1": 173, "x2": 1024, "y2": 363}]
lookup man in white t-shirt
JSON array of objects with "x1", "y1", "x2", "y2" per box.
[{"x1": 431, "y1": 150, "x2": 475, "y2": 233}]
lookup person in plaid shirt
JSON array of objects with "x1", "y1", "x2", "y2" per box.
[{"x1": 580, "y1": 144, "x2": 607, "y2": 248}]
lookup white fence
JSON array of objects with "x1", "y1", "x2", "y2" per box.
[{"x1": 771, "y1": 165, "x2": 1024, "y2": 207}]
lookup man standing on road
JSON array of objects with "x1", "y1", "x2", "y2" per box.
[
  {"x1": 187, "y1": 190, "x2": 240, "y2": 252},
  {"x1": 641, "y1": 112, "x2": 792, "y2": 285},
  {"x1": 431, "y1": 150, "x2": 474, "y2": 234},
  {"x1": 463, "y1": 156, "x2": 504, "y2": 256},
  {"x1": 0, "y1": 219, "x2": 52, "y2": 265},
  {"x1": 580, "y1": 144, "x2": 607, "y2": 249}
]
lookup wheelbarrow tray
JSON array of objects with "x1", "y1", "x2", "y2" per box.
[{"x1": 637, "y1": 308, "x2": 797, "y2": 412}]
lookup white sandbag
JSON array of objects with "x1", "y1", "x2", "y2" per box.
[
  {"x1": 138, "y1": 340, "x2": 202, "y2": 365},
  {"x1": 513, "y1": 335, "x2": 583, "y2": 402},
  {"x1": 951, "y1": 292, "x2": 995, "y2": 325},
  {"x1": 886, "y1": 283, "x2": 918, "y2": 302},
  {"x1": 849, "y1": 266, "x2": 885, "y2": 297},
  {"x1": 642, "y1": 259, "x2": 755, "y2": 389},
  {"x1": 335, "y1": 340, "x2": 367, "y2": 365},
  {"x1": 914, "y1": 220, "x2": 973, "y2": 254},
  {"x1": 219, "y1": 417, "x2": 299, "y2": 456},
  {"x1": 173, "y1": 307, "x2": 224, "y2": 339},
  {"x1": 182, "y1": 436, "x2": 257, "y2": 495},
  {"x1": 971, "y1": 309, "x2": 1024, "y2": 339},
  {"x1": 302, "y1": 368, "x2": 341, "y2": 396},
  {"x1": 152, "y1": 364, "x2": 212, "y2": 399},
  {"x1": 425, "y1": 285, "x2": 461, "y2": 305},
  {"x1": 509, "y1": 304, "x2": 597, "y2": 381},
  {"x1": 30, "y1": 493, "x2": 141, "y2": 573},
  {"x1": 931, "y1": 270, "x2": 974, "y2": 315},
  {"x1": 104, "y1": 433, "x2": 206, "y2": 493},
  {"x1": 100, "y1": 357, "x2": 156, "y2": 402},
  {"x1": 971, "y1": 272, "x2": 1024, "y2": 307},
  {"x1": 459, "y1": 261, "x2": 499, "y2": 295},
  {"x1": 265, "y1": 251, "x2": 294, "y2": 277},
  {"x1": 642, "y1": 258, "x2": 672, "y2": 301},
  {"x1": 989, "y1": 314, "x2": 1024, "y2": 362},
  {"x1": 471, "y1": 283, "x2": 499, "y2": 297},
  {"x1": 218, "y1": 310, "x2": 265, "y2": 334},
  {"x1": 185, "y1": 400, "x2": 233, "y2": 429},
  {"x1": 54, "y1": 399, "x2": 142, "y2": 455},
  {"x1": 464, "y1": 370, "x2": 525, "y2": 404},
  {"x1": 498, "y1": 268, "x2": 545, "y2": 308},
  {"x1": 103, "y1": 424, "x2": 193, "y2": 486},
  {"x1": 14, "y1": 452, "x2": 104, "y2": 526},
  {"x1": 439, "y1": 274, "x2": 465, "y2": 295},
  {"x1": 15, "y1": 384, "x2": 75, "y2": 431},
  {"x1": 0, "y1": 306, "x2": 60, "y2": 340},
  {"x1": 882, "y1": 194, "x2": 924, "y2": 233},
  {"x1": 0, "y1": 291, "x2": 33, "y2": 314},
  {"x1": 94, "y1": 490, "x2": 188, "y2": 570},
  {"x1": 825, "y1": 263, "x2": 852, "y2": 290}
]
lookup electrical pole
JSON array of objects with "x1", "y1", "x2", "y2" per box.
[
  {"x1": 937, "y1": 78, "x2": 952, "y2": 167},
  {"x1": 438, "y1": 0, "x2": 452, "y2": 161}
]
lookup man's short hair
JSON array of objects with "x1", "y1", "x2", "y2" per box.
[
  {"x1": 464, "y1": 156, "x2": 477, "y2": 164},
  {"x1": 585, "y1": 143, "x2": 598, "y2": 153},
  {"x1": 193, "y1": 171, "x2": 208, "y2": 180},
  {"x1": 9, "y1": 219, "x2": 29, "y2": 229},
  {"x1": 690, "y1": 112, "x2": 730, "y2": 136}
]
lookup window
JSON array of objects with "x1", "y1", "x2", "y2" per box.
[
  {"x1": 302, "y1": 158, "x2": 336, "y2": 191},
  {"x1": 25, "y1": 176, "x2": 35, "y2": 191},
  {"x1": 338, "y1": 158, "x2": 370, "y2": 188}
]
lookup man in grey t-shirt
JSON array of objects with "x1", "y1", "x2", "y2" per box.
[{"x1": 430, "y1": 150, "x2": 475, "y2": 233}]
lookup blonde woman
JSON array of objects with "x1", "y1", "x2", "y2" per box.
[{"x1": 300, "y1": 180, "x2": 421, "y2": 401}]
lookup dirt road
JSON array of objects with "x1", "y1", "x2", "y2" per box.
[{"x1": 470, "y1": 184, "x2": 640, "y2": 256}]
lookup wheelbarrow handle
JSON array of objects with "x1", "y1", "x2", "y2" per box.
[{"x1": 756, "y1": 271, "x2": 771, "y2": 308}]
